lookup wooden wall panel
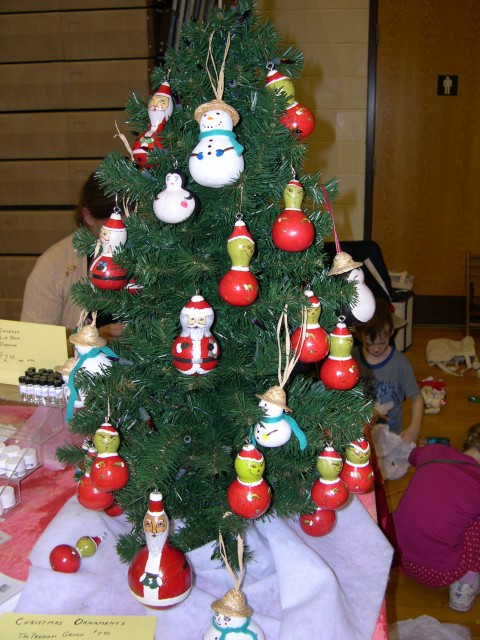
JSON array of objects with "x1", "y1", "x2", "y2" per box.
[
  {"x1": 373, "y1": 0, "x2": 480, "y2": 297},
  {"x1": 0, "y1": 211, "x2": 76, "y2": 254}
]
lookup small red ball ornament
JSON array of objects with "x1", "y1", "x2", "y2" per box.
[
  {"x1": 89, "y1": 255, "x2": 128, "y2": 291},
  {"x1": 272, "y1": 179, "x2": 314, "y2": 252},
  {"x1": 311, "y1": 477, "x2": 349, "y2": 511},
  {"x1": 299, "y1": 508, "x2": 336, "y2": 537},
  {"x1": 227, "y1": 477, "x2": 271, "y2": 519},
  {"x1": 280, "y1": 102, "x2": 316, "y2": 140},
  {"x1": 76, "y1": 472, "x2": 115, "y2": 511},
  {"x1": 49, "y1": 544, "x2": 81, "y2": 573},
  {"x1": 340, "y1": 460, "x2": 374, "y2": 494}
]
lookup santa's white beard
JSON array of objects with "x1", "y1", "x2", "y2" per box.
[
  {"x1": 146, "y1": 530, "x2": 168, "y2": 558},
  {"x1": 149, "y1": 109, "x2": 167, "y2": 128},
  {"x1": 188, "y1": 327, "x2": 209, "y2": 341}
]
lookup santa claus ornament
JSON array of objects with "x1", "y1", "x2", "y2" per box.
[
  {"x1": 271, "y1": 178, "x2": 315, "y2": 252},
  {"x1": 319, "y1": 317, "x2": 360, "y2": 391},
  {"x1": 227, "y1": 443, "x2": 271, "y2": 519},
  {"x1": 89, "y1": 421, "x2": 129, "y2": 493},
  {"x1": 265, "y1": 64, "x2": 315, "y2": 140},
  {"x1": 132, "y1": 80, "x2": 174, "y2": 169},
  {"x1": 253, "y1": 308, "x2": 308, "y2": 450},
  {"x1": 189, "y1": 32, "x2": 244, "y2": 188},
  {"x1": 291, "y1": 289, "x2": 329, "y2": 363},
  {"x1": 322, "y1": 185, "x2": 375, "y2": 324},
  {"x1": 203, "y1": 533, "x2": 265, "y2": 640},
  {"x1": 219, "y1": 216, "x2": 258, "y2": 306},
  {"x1": 171, "y1": 294, "x2": 220, "y2": 375},
  {"x1": 128, "y1": 492, "x2": 192, "y2": 609},
  {"x1": 89, "y1": 207, "x2": 128, "y2": 291}
]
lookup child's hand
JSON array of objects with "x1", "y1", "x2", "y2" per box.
[{"x1": 399, "y1": 425, "x2": 419, "y2": 445}]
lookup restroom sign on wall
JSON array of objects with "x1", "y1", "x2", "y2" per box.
[{"x1": 437, "y1": 75, "x2": 458, "y2": 96}]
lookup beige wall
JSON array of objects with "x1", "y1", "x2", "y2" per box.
[{"x1": 258, "y1": 0, "x2": 369, "y2": 241}]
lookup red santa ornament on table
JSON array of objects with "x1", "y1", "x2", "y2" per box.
[
  {"x1": 128, "y1": 492, "x2": 192, "y2": 609},
  {"x1": 132, "y1": 81, "x2": 174, "y2": 169},
  {"x1": 171, "y1": 294, "x2": 220, "y2": 375}
]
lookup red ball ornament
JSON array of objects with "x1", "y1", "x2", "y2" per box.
[
  {"x1": 89, "y1": 254, "x2": 128, "y2": 291},
  {"x1": 280, "y1": 101, "x2": 316, "y2": 140},
  {"x1": 219, "y1": 269, "x2": 259, "y2": 307},
  {"x1": 49, "y1": 544, "x2": 81, "y2": 573},
  {"x1": 311, "y1": 477, "x2": 349, "y2": 510},
  {"x1": 299, "y1": 508, "x2": 336, "y2": 537},
  {"x1": 76, "y1": 473, "x2": 115, "y2": 511},
  {"x1": 272, "y1": 208, "x2": 315, "y2": 252},
  {"x1": 104, "y1": 501, "x2": 124, "y2": 517},
  {"x1": 227, "y1": 478, "x2": 271, "y2": 519},
  {"x1": 339, "y1": 460, "x2": 374, "y2": 494}
]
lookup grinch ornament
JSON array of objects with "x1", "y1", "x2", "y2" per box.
[
  {"x1": 76, "y1": 446, "x2": 115, "y2": 511},
  {"x1": 265, "y1": 64, "x2": 315, "y2": 140},
  {"x1": 50, "y1": 534, "x2": 105, "y2": 573},
  {"x1": 340, "y1": 438, "x2": 374, "y2": 494},
  {"x1": 189, "y1": 32, "x2": 244, "y2": 188},
  {"x1": 271, "y1": 178, "x2": 315, "y2": 252},
  {"x1": 219, "y1": 216, "x2": 258, "y2": 306},
  {"x1": 253, "y1": 308, "x2": 308, "y2": 450},
  {"x1": 203, "y1": 533, "x2": 265, "y2": 640},
  {"x1": 171, "y1": 294, "x2": 220, "y2": 375},
  {"x1": 291, "y1": 289, "x2": 329, "y2": 363},
  {"x1": 227, "y1": 443, "x2": 271, "y2": 519},
  {"x1": 319, "y1": 317, "x2": 360, "y2": 391},
  {"x1": 153, "y1": 169, "x2": 198, "y2": 224},
  {"x1": 90, "y1": 421, "x2": 129, "y2": 493},
  {"x1": 132, "y1": 80, "x2": 174, "y2": 169},
  {"x1": 89, "y1": 206, "x2": 128, "y2": 291},
  {"x1": 128, "y1": 492, "x2": 192, "y2": 609}
]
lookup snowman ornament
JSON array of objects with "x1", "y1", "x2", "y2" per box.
[
  {"x1": 203, "y1": 534, "x2": 265, "y2": 640},
  {"x1": 153, "y1": 170, "x2": 197, "y2": 224},
  {"x1": 189, "y1": 99, "x2": 244, "y2": 188}
]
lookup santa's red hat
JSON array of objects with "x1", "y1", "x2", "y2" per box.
[
  {"x1": 304, "y1": 289, "x2": 320, "y2": 308},
  {"x1": 153, "y1": 81, "x2": 172, "y2": 98},
  {"x1": 228, "y1": 220, "x2": 254, "y2": 243},
  {"x1": 287, "y1": 179, "x2": 303, "y2": 190},
  {"x1": 102, "y1": 212, "x2": 125, "y2": 231},
  {"x1": 266, "y1": 68, "x2": 289, "y2": 86},
  {"x1": 237, "y1": 444, "x2": 264, "y2": 463},
  {"x1": 96, "y1": 423, "x2": 118, "y2": 435},
  {"x1": 148, "y1": 491, "x2": 165, "y2": 515},
  {"x1": 182, "y1": 295, "x2": 213, "y2": 318}
]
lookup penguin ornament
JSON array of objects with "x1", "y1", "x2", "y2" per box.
[{"x1": 153, "y1": 170, "x2": 198, "y2": 224}]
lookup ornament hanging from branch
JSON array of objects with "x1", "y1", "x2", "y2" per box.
[
  {"x1": 219, "y1": 207, "x2": 258, "y2": 306},
  {"x1": 227, "y1": 443, "x2": 271, "y2": 519},
  {"x1": 171, "y1": 294, "x2": 220, "y2": 375},
  {"x1": 189, "y1": 32, "x2": 244, "y2": 188},
  {"x1": 90, "y1": 417, "x2": 129, "y2": 493},
  {"x1": 203, "y1": 533, "x2": 266, "y2": 639},
  {"x1": 319, "y1": 316, "x2": 360, "y2": 391},
  {"x1": 265, "y1": 64, "x2": 315, "y2": 140},
  {"x1": 153, "y1": 168, "x2": 198, "y2": 224},
  {"x1": 132, "y1": 80, "x2": 174, "y2": 169},
  {"x1": 291, "y1": 288, "x2": 329, "y2": 363},
  {"x1": 89, "y1": 205, "x2": 128, "y2": 291},
  {"x1": 253, "y1": 307, "x2": 308, "y2": 449},
  {"x1": 271, "y1": 176, "x2": 315, "y2": 252},
  {"x1": 322, "y1": 185, "x2": 376, "y2": 324}
]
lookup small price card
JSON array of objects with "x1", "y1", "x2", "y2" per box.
[
  {"x1": 0, "y1": 320, "x2": 68, "y2": 386},
  {"x1": 0, "y1": 613, "x2": 156, "y2": 639}
]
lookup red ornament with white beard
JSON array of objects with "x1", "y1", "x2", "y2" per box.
[
  {"x1": 89, "y1": 208, "x2": 128, "y2": 291},
  {"x1": 128, "y1": 492, "x2": 192, "y2": 609},
  {"x1": 171, "y1": 295, "x2": 220, "y2": 375},
  {"x1": 133, "y1": 81, "x2": 174, "y2": 169}
]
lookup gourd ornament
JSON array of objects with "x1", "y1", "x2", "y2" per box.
[
  {"x1": 219, "y1": 218, "x2": 258, "y2": 306},
  {"x1": 265, "y1": 66, "x2": 315, "y2": 140},
  {"x1": 319, "y1": 318, "x2": 360, "y2": 391},
  {"x1": 271, "y1": 178, "x2": 315, "y2": 252},
  {"x1": 89, "y1": 208, "x2": 128, "y2": 291},
  {"x1": 291, "y1": 289, "x2": 329, "y2": 363},
  {"x1": 227, "y1": 443, "x2": 271, "y2": 519},
  {"x1": 89, "y1": 422, "x2": 129, "y2": 493}
]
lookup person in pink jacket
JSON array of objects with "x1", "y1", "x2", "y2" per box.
[{"x1": 393, "y1": 423, "x2": 480, "y2": 611}]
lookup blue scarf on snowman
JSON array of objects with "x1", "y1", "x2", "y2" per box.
[
  {"x1": 196, "y1": 130, "x2": 244, "y2": 156},
  {"x1": 66, "y1": 346, "x2": 117, "y2": 420},
  {"x1": 210, "y1": 617, "x2": 258, "y2": 639}
]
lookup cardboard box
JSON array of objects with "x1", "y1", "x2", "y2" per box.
[{"x1": 392, "y1": 291, "x2": 414, "y2": 352}]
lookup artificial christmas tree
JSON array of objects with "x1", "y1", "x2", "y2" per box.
[{"x1": 59, "y1": 0, "x2": 373, "y2": 586}]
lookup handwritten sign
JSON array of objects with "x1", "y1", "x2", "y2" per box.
[
  {"x1": 0, "y1": 320, "x2": 68, "y2": 386},
  {"x1": 0, "y1": 613, "x2": 156, "y2": 640}
]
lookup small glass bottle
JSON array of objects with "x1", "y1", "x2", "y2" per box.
[{"x1": 18, "y1": 376, "x2": 27, "y2": 402}]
